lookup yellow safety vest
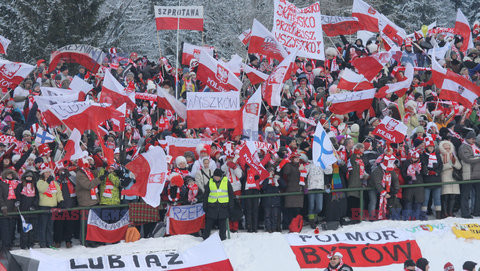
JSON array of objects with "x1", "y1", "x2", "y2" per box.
[{"x1": 208, "y1": 177, "x2": 229, "y2": 203}]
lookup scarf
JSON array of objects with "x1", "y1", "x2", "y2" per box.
[
  {"x1": 328, "y1": 260, "x2": 344, "y2": 271},
  {"x1": 427, "y1": 152, "x2": 437, "y2": 174},
  {"x1": 245, "y1": 170, "x2": 259, "y2": 190},
  {"x1": 331, "y1": 164, "x2": 344, "y2": 200},
  {"x1": 60, "y1": 179, "x2": 76, "y2": 197},
  {"x1": 187, "y1": 183, "x2": 198, "y2": 203},
  {"x1": 406, "y1": 162, "x2": 421, "y2": 183},
  {"x1": 82, "y1": 168, "x2": 98, "y2": 200},
  {"x1": 138, "y1": 114, "x2": 152, "y2": 126},
  {"x1": 21, "y1": 182, "x2": 35, "y2": 197},
  {"x1": 471, "y1": 143, "x2": 480, "y2": 157},
  {"x1": 378, "y1": 169, "x2": 392, "y2": 220},
  {"x1": 299, "y1": 164, "x2": 307, "y2": 186},
  {"x1": 2, "y1": 178, "x2": 19, "y2": 200},
  {"x1": 167, "y1": 185, "x2": 181, "y2": 203},
  {"x1": 102, "y1": 176, "x2": 114, "y2": 198},
  {"x1": 44, "y1": 180, "x2": 58, "y2": 198},
  {"x1": 174, "y1": 168, "x2": 190, "y2": 178}
]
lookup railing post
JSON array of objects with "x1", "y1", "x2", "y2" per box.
[
  {"x1": 226, "y1": 218, "x2": 230, "y2": 239},
  {"x1": 80, "y1": 209, "x2": 87, "y2": 246},
  {"x1": 359, "y1": 189, "x2": 364, "y2": 222}
]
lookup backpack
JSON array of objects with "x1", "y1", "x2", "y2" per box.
[{"x1": 289, "y1": 215, "x2": 303, "y2": 233}]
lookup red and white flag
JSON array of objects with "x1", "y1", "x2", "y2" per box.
[
  {"x1": 321, "y1": 15, "x2": 360, "y2": 36},
  {"x1": 224, "y1": 54, "x2": 243, "y2": 77},
  {"x1": 62, "y1": 128, "x2": 85, "y2": 161},
  {"x1": 327, "y1": 88, "x2": 375, "y2": 115},
  {"x1": 181, "y1": 42, "x2": 214, "y2": 66},
  {"x1": 249, "y1": 19, "x2": 288, "y2": 62},
  {"x1": 48, "y1": 44, "x2": 106, "y2": 73},
  {"x1": 337, "y1": 68, "x2": 373, "y2": 91},
  {"x1": 352, "y1": 51, "x2": 391, "y2": 81},
  {"x1": 379, "y1": 14, "x2": 406, "y2": 51},
  {"x1": 164, "y1": 136, "x2": 212, "y2": 160},
  {"x1": 242, "y1": 64, "x2": 268, "y2": 85},
  {"x1": 375, "y1": 63, "x2": 414, "y2": 98},
  {"x1": 154, "y1": 6, "x2": 203, "y2": 31},
  {"x1": 454, "y1": 9, "x2": 474, "y2": 53},
  {"x1": 196, "y1": 50, "x2": 242, "y2": 92},
  {"x1": 237, "y1": 141, "x2": 269, "y2": 181},
  {"x1": 122, "y1": 146, "x2": 168, "y2": 208},
  {"x1": 166, "y1": 203, "x2": 205, "y2": 235},
  {"x1": 440, "y1": 70, "x2": 480, "y2": 108},
  {"x1": 238, "y1": 28, "x2": 252, "y2": 45},
  {"x1": 111, "y1": 103, "x2": 126, "y2": 132},
  {"x1": 100, "y1": 69, "x2": 136, "y2": 109},
  {"x1": 186, "y1": 91, "x2": 241, "y2": 129},
  {"x1": 262, "y1": 50, "x2": 297, "y2": 106},
  {"x1": 86, "y1": 210, "x2": 129, "y2": 243},
  {"x1": 431, "y1": 47, "x2": 448, "y2": 88},
  {"x1": 238, "y1": 86, "x2": 262, "y2": 140},
  {"x1": 0, "y1": 35, "x2": 11, "y2": 55},
  {"x1": 69, "y1": 76, "x2": 93, "y2": 100},
  {"x1": 37, "y1": 101, "x2": 119, "y2": 133},
  {"x1": 0, "y1": 135, "x2": 20, "y2": 145},
  {"x1": 35, "y1": 93, "x2": 78, "y2": 106},
  {"x1": 157, "y1": 86, "x2": 187, "y2": 119},
  {"x1": 372, "y1": 116, "x2": 408, "y2": 143},
  {"x1": 352, "y1": 0, "x2": 379, "y2": 32},
  {"x1": 0, "y1": 60, "x2": 35, "y2": 90}
]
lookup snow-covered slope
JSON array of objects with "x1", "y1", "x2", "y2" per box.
[{"x1": 11, "y1": 217, "x2": 480, "y2": 270}]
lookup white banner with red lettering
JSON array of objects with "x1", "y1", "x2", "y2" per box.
[
  {"x1": 30, "y1": 233, "x2": 233, "y2": 271},
  {"x1": 154, "y1": 6, "x2": 204, "y2": 31},
  {"x1": 272, "y1": 0, "x2": 325, "y2": 60},
  {"x1": 166, "y1": 203, "x2": 205, "y2": 235},
  {"x1": 164, "y1": 136, "x2": 212, "y2": 160},
  {"x1": 372, "y1": 116, "x2": 408, "y2": 143},
  {"x1": 186, "y1": 91, "x2": 241, "y2": 129}
]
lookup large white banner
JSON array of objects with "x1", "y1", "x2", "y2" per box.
[{"x1": 272, "y1": 0, "x2": 325, "y2": 60}]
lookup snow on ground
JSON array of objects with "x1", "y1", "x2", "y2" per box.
[{"x1": 11, "y1": 217, "x2": 480, "y2": 270}]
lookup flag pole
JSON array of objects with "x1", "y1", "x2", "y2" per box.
[
  {"x1": 175, "y1": 0, "x2": 181, "y2": 100},
  {"x1": 156, "y1": 30, "x2": 163, "y2": 59}
]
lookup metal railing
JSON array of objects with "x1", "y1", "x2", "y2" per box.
[{"x1": 2, "y1": 179, "x2": 480, "y2": 244}]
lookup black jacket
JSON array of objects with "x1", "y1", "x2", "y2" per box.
[
  {"x1": 202, "y1": 178, "x2": 234, "y2": 219},
  {"x1": 18, "y1": 170, "x2": 38, "y2": 211}
]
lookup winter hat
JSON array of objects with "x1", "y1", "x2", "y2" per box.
[
  {"x1": 196, "y1": 143, "x2": 211, "y2": 156},
  {"x1": 249, "y1": 54, "x2": 258, "y2": 63},
  {"x1": 327, "y1": 251, "x2": 343, "y2": 259},
  {"x1": 265, "y1": 126, "x2": 274, "y2": 134},
  {"x1": 404, "y1": 259, "x2": 416, "y2": 268},
  {"x1": 184, "y1": 151, "x2": 195, "y2": 160},
  {"x1": 175, "y1": 156, "x2": 187, "y2": 167},
  {"x1": 443, "y1": 262, "x2": 454, "y2": 271},
  {"x1": 466, "y1": 131, "x2": 476, "y2": 139},
  {"x1": 424, "y1": 136, "x2": 435, "y2": 147},
  {"x1": 146, "y1": 80, "x2": 156, "y2": 91},
  {"x1": 350, "y1": 123, "x2": 360, "y2": 133},
  {"x1": 142, "y1": 124, "x2": 152, "y2": 135},
  {"x1": 416, "y1": 258, "x2": 429, "y2": 271},
  {"x1": 34, "y1": 157, "x2": 44, "y2": 164},
  {"x1": 454, "y1": 35, "x2": 464, "y2": 44},
  {"x1": 22, "y1": 130, "x2": 32, "y2": 137},
  {"x1": 463, "y1": 261, "x2": 477, "y2": 271},
  {"x1": 38, "y1": 144, "x2": 51, "y2": 156},
  {"x1": 170, "y1": 174, "x2": 184, "y2": 187},
  {"x1": 325, "y1": 47, "x2": 338, "y2": 57},
  {"x1": 409, "y1": 149, "x2": 420, "y2": 160},
  {"x1": 213, "y1": 169, "x2": 224, "y2": 178},
  {"x1": 382, "y1": 154, "x2": 396, "y2": 171}
]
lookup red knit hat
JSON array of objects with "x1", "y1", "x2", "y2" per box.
[
  {"x1": 170, "y1": 174, "x2": 184, "y2": 187},
  {"x1": 37, "y1": 144, "x2": 51, "y2": 156},
  {"x1": 444, "y1": 262, "x2": 454, "y2": 271},
  {"x1": 424, "y1": 136, "x2": 435, "y2": 147}
]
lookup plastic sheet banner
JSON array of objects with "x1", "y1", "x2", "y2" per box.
[{"x1": 452, "y1": 223, "x2": 480, "y2": 240}]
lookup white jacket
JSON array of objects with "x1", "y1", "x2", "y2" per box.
[
  {"x1": 306, "y1": 163, "x2": 332, "y2": 190},
  {"x1": 221, "y1": 163, "x2": 243, "y2": 192}
]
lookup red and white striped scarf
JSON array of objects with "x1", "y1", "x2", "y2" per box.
[
  {"x1": 378, "y1": 170, "x2": 392, "y2": 220},
  {"x1": 2, "y1": 178, "x2": 19, "y2": 200},
  {"x1": 82, "y1": 168, "x2": 98, "y2": 200},
  {"x1": 102, "y1": 176, "x2": 114, "y2": 198},
  {"x1": 44, "y1": 181, "x2": 57, "y2": 198},
  {"x1": 21, "y1": 182, "x2": 35, "y2": 197},
  {"x1": 188, "y1": 183, "x2": 198, "y2": 203}
]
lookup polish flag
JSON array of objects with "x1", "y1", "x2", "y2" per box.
[
  {"x1": 352, "y1": 51, "x2": 391, "y2": 81},
  {"x1": 122, "y1": 146, "x2": 168, "y2": 208},
  {"x1": 154, "y1": 6, "x2": 203, "y2": 31},
  {"x1": 111, "y1": 103, "x2": 126, "y2": 132},
  {"x1": 352, "y1": 0, "x2": 379, "y2": 32},
  {"x1": 327, "y1": 88, "x2": 376, "y2": 115},
  {"x1": 164, "y1": 136, "x2": 212, "y2": 160},
  {"x1": 454, "y1": 9, "x2": 474, "y2": 53},
  {"x1": 238, "y1": 28, "x2": 252, "y2": 46},
  {"x1": 0, "y1": 35, "x2": 11, "y2": 55},
  {"x1": 439, "y1": 70, "x2": 480, "y2": 108},
  {"x1": 181, "y1": 42, "x2": 214, "y2": 66},
  {"x1": 249, "y1": 19, "x2": 289, "y2": 62},
  {"x1": 431, "y1": 48, "x2": 448, "y2": 88},
  {"x1": 69, "y1": 76, "x2": 93, "y2": 100},
  {"x1": 337, "y1": 68, "x2": 373, "y2": 91},
  {"x1": 186, "y1": 91, "x2": 241, "y2": 129},
  {"x1": 86, "y1": 209, "x2": 129, "y2": 243},
  {"x1": 379, "y1": 15, "x2": 406, "y2": 51},
  {"x1": 321, "y1": 16, "x2": 360, "y2": 37},
  {"x1": 375, "y1": 63, "x2": 414, "y2": 98},
  {"x1": 372, "y1": 116, "x2": 408, "y2": 143},
  {"x1": 0, "y1": 60, "x2": 35, "y2": 90},
  {"x1": 242, "y1": 64, "x2": 268, "y2": 85},
  {"x1": 237, "y1": 141, "x2": 270, "y2": 181},
  {"x1": 196, "y1": 50, "x2": 242, "y2": 92},
  {"x1": 262, "y1": 50, "x2": 297, "y2": 107},
  {"x1": 157, "y1": 86, "x2": 187, "y2": 120},
  {"x1": 48, "y1": 44, "x2": 106, "y2": 73},
  {"x1": 100, "y1": 69, "x2": 136, "y2": 109},
  {"x1": 62, "y1": 128, "x2": 85, "y2": 161}
]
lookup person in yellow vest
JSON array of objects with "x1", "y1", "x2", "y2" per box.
[{"x1": 202, "y1": 169, "x2": 234, "y2": 241}]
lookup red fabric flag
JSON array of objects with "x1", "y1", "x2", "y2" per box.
[
  {"x1": 352, "y1": 0, "x2": 379, "y2": 32},
  {"x1": 237, "y1": 141, "x2": 270, "y2": 181},
  {"x1": 48, "y1": 44, "x2": 106, "y2": 73},
  {"x1": 249, "y1": 19, "x2": 288, "y2": 62},
  {"x1": 157, "y1": 86, "x2": 187, "y2": 119},
  {"x1": 321, "y1": 15, "x2": 360, "y2": 36},
  {"x1": 238, "y1": 28, "x2": 252, "y2": 46},
  {"x1": 86, "y1": 209, "x2": 129, "y2": 243},
  {"x1": 375, "y1": 63, "x2": 414, "y2": 99},
  {"x1": 372, "y1": 116, "x2": 408, "y2": 143},
  {"x1": 242, "y1": 64, "x2": 268, "y2": 85},
  {"x1": 0, "y1": 60, "x2": 35, "y2": 90},
  {"x1": 352, "y1": 52, "x2": 391, "y2": 81},
  {"x1": 454, "y1": 9, "x2": 474, "y2": 53},
  {"x1": 196, "y1": 50, "x2": 242, "y2": 92},
  {"x1": 439, "y1": 70, "x2": 480, "y2": 108},
  {"x1": 154, "y1": 6, "x2": 203, "y2": 31},
  {"x1": 262, "y1": 50, "x2": 297, "y2": 106},
  {"x1": 337, "y1": 68, "x2": 373, "y2": 91},
  {"x1": 100, "y1": 69, "x2": 136, "y2": 110},
  {"x1": 181, "y1": 42, "x2": 214, "y2": 66},
  {"x1": 186, "y1": 91, "x2": 241, "y2": 129},
  {"x1": 62, "y1": 128, "x2": 85, "y2": 161},
  {"x1": 327, "y1": 88, "x2": 375, "y2": 115}
]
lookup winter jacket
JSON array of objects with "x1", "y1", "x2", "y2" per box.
[
  {"x1": 324, "y1": 262, "x2": 353, "y2": 271},
  {"x1": 98, "y1": 168, "x2": 121, "y2": 205},
  {"x1": 347, "y1": 153, "x2": 365, "y2": 198},
  {"x1": 306, "y1": 163, "x2": 332, "y2": 190},
  {"x1": 420, "y1": 151, "x2": 443, "y2": 184},
  {"x1": 369, "y1": 166, "x2": 400, "y2": 196},
  {"x1": 57, "y1": 174, "x2": 77, "y2": 209},
  {"x1": 18, "y1": 170, "x2": 39, "y2": 211},
  {"x1": 75, "y1": 169, "x2": 102, "y2": 207},
  {"x1": 400, "y1": 160, "x2": 424, "y2": 204},
  {"x1": 221, "y1": 163, "x2": 242, "y2": 192},
  {"x1": 458, "y1": 142, "x2": 480, "y2": 181},
  {"x1": 202, "y1": 178, "x2": 234, "y2": 219},
  {"x1": 439, "y1": 141, "x2": 461, "y2": 195},
  {"x1": 261, "y1": 177, "x2": 286, "y2": 208},
  {"x1": 0, "y1": 169, "x2": 21, "y2": 212},
  {"x1": 37, "y1": 179, "x2": 63, "y2": 207},
  {"x1": 195, "y1": 168, "x2": 213, "y2": 193},
  {"x1": 282, "y1": 162, "x2": 303, "y2": 208}
]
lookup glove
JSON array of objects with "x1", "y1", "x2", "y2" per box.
[
  {"x1": 57, "y1": 201, "x2": 65, "y2": 209},
  {"x1": 227, "y1": 161, "x2": 236, "y2": 169},
  {"x1": 47, "y1": 176, "x2": 54, "y2": 184},
  {"x1": 29, "y1": 207, "x2": 36, "y2": 211},
  {"x1": 325, "y1": 186, "x2": 331, "y2": 194},
  {"x1": 1, "y1": 207, "x2": 7, "y2": 216},
  {"x1": 14, "y1": 201, "x2": 20, "y2": 208}
]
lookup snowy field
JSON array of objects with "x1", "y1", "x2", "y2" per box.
[{"x1": 11, "y1": 217, "x2": 480, "y2": 270}]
